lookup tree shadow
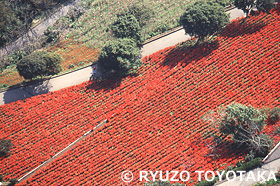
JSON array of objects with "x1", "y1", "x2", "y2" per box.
[
  {"x1": 220, "y1": 18, "x2": 268, "y2": 38},
  {"x1": 86, "y1": 72, "x2": 124, "y2": 91},
  {"x1": 3, "y1": 80, "x2": 51, "y2": 104},
  {"x1": 161, "y1": 39, "x2": 220, "y2": 68}
]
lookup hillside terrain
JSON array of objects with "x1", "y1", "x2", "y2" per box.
[{"x1": 0, "y1": 7, "x2": 280, "y2": 186}]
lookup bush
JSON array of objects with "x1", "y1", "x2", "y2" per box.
[
  {"x1": 17, "y1": 51, "x2": 62, "y2": 80},
  {"x1": 234, "y1": 0, "x2": 274, "y2": 16},
  {"x1": 179, "y1": 1, "x2": 229, "y2": 43},
  {"x1": 0, "y1": 139, "x2": 13, "y2": 157},
  {"x1": 97, "y1": 38, "x2": 142, "y2": 75},
  {"x1": 234, "y1": 157, "x2": 262, "y2": 172},
  {"x1": 111, "y1": 14, "x2": 142, "y2": 45},
  {"x1": 268, "y1": 107, "x2": 280, "y2": 124},
  {"x1": 123, "y1": 4, "x2": 155, "y2": 27}
]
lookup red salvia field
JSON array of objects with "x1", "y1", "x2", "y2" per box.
[{"x1": 1, "y1": 7, "x2": 280, "y2": 185}]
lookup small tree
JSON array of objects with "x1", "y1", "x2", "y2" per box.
[
  {"x1": 123, "y1": 4, "x2": 155, "y2": 27},
  {"x1": 97, "y1": 38, "x2": 142, "y2": 75},
  {"x1": 234, "y1": 0, "x2": 274, "y2": 16},
  {"x1": 111, "y1": 14, "x2": 142, "y2": 45},
  {"x1": 0, "y1": 139, "x2": 13, "y2": 157},
  {"x1": 17, "y1": 51, "x2": 62, "y2": 80},
  {"x1": 179, "y1": 1, "x2": 229, "y2": 43},
  {"x1": 202, "y1": 103, "x2": 273, "y2": 156}
]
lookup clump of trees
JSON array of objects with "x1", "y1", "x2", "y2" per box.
[
  {"x1": 97, "y1": 4, "x2": 153, "y2": 77},
  {"x1": 0, "y1": 139, "x2": 13, "y2": 157},
  {"x1": 202, "y1": 103, "x2": 280, "y2": 157},
  {"x1": 16, "y1": 51, "x2": 62, "y2": 80},
  {"x1": 234, "y1": 0, "x2": 274, "y2": 16},
  {"x1": 179, "y1": 1, "x2": 229, "y2": 44},
  {"x1": 97, "y1": 38, "x2": 142, "y2": 75}
]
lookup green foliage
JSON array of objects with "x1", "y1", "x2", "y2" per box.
[
  {"x1": 0, "y1": 139, "x2": 13, "y2": 157},
  {"x1": 97, "y1": 38, "x2": 142, "y2": 75},
  {"x1": 194, "y1": 178, "x2": 217, "y2": 186},
  {"x1": 143, "y1": 181, "x2": 185, "y2": 186},
  {"x1": 121, "y1": 4, "x2": 155, "y2": 27},
  {"x1": 233, "y1": 157, "x2": 262, "y2": 172},
  {"x1": 0, "y1": 0, "x2": 62, "y2": 47},
  {"x1": 219, "y1": 103, "x2": 273, "y2": 156},
  {"x1": 268, "y1": 107, "x2": 280, "y2": 124},
  {"x1": 256, "y1": 0, "x2": 275, "y2": 13},
  {"x1": 16, "y1": 51, "x2": 62, "y2": 80},
  {"x1": 254, "y1": 177, "x2": 280, "y2": 186},
  {"x1": 219, "y1": 103, "x2": 266, "y2": 139},
  {"x1": 234, "y1": 0, "x2": 255, "y2": 15},
  {"x1": 234, "y1": 0, "x2": 274, "y2": 16},
  {"x1": 44, "y1": 26, "x2": 59, "y2": 44},
  {"x1": 179, "y1": 1, "x2": 229, "y2": 43},
  {"x1": 202, "y1": 103, "x2": 274, "y2": 156},
  {"x1": 111, "y1": 14, "x2": 143, "y2": 45}
]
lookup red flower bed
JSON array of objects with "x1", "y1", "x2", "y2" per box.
[{"x1": 1, "y1": 8, "x2": 280, "y2": 185}]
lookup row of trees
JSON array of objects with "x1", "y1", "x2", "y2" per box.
[
  {"x1": 13, "y1": 0, "x2": 276, "y2": 80},
  {"x1": 97, "y1": 0, "x2": 275, "y2": 75}
]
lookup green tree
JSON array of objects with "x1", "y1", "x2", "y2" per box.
[
  {"x1": 202, "y1": 103, "x2": 273, "y2": 156},
  {"x1": 17, "y1": 51, "x2": 62, "y2": 80},
  {"x1": 111, "y1": 14, "x2": 142, "y2": 45},
  {"x1": 123, "y1": 4, "x2": 155, "y2": 27},
  {"x1": 97, "y1": 38, "x2": 142, "y2": 75},
  {"x1": 256, "y1": 0, "x2": 275, "y2": 13},
  {"x1": 234, "y1": 0, "x2": 274, "y2": 16},
  {"x1": 179, "y1": 1, "x2": 229, "y2": 43},
  {"x1": 0, "y1": 139, "x2": 13, "y2": 157}
]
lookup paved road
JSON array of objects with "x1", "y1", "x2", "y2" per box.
[
  {"x1": 0, "y1": 8, "x2": 245, "y2": 106},
  {"x1": 0, "y1": 0, "x2": 80, "y2": 59}
]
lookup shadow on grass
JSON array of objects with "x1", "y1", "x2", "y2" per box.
[
  {"x1": 220, "y1": 18, "x2": 268, "y2": 38},
  {"x1": 161, "y1": 39, "x2": 220, "y2": 68}
]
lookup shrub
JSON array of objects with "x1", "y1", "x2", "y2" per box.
[
  {"x1": 234, "y1": 158, "x2": 262, "y2": 172},
  {"x1": 123, "y1": 4, "x2": 155, "y2": 27},
  {"x1": 111, "y1": 14, "x2": 142, "y2": 45},
  {"x1": 17, "y1": 51, "x2": 62, "y2": 80},
  {"x1": 268, "y1": 107, "x2": 280, "y2": 124},
  {"x1": 97, "y1": 38, "x2": 142, "y2": 75},
  {"x1": 0, "y1": 139, "x2": 13, "y2": 157}
]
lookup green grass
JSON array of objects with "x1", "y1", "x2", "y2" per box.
[{"x1": 67, "y1": 0, "x2": 198, "y2": 49}]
